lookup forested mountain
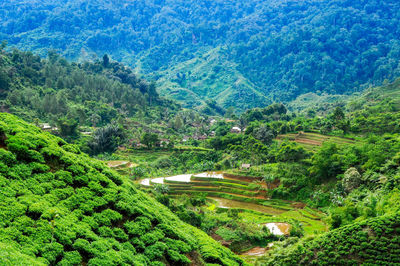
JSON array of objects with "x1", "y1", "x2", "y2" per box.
[
  {"x1": 1, "y1": 0, "x2": 400, "y2": 110},
  {"x1": 0, "y1": 46, "x2": 179, "y2": 129}
]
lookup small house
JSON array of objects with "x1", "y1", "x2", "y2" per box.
[
  {"x1": 230, "y1": 127, "x2": 242, "y2": 134},
  {"x1": 197, "y1": 135, "x2": 207, "y2": 141},
  {"x1": 41, "y1": 123, "x2": 52, "y2": 131},
  {"x1": 241, "y1": 164, "x2": 251, "y2": 170}
]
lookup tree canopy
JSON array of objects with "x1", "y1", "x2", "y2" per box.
[{"x1": 1, "y1": 0, "x2": 400, "y2": 109}]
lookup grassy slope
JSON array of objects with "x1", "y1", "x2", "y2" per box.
[
  {"x1": 288, "y1": 78, "x2": 400, "y2": 116},
  {"x1": 0, "y1": 113, "x2": 245, "y2": 265},
  {"x1": 276, "y1": 132, "x2": 358, "y2": 152},
  {"x1": 149, "y1": 46, "x2": 270, "y2": 111}
]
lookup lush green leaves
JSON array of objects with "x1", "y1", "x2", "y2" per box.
[{"x1": 0, "y1": 113, "x2": 244, "y2": 265}]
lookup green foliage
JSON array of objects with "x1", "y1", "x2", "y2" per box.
[
  {"x1": 0, "y1": 48, "x2": 179, "y2": 134},
  {"x1": 141, "y1": 132, "x2": 159, "y2": 149},
  {"x1": 264, "y1": 212, "x2": 400, "y2": 265},
  {"x1": 2, "y1": 1, "x2": 400, "y2": 109},
  {"x1": 88, "y1": 123, "x2": 126, "y2": 155},
  {"x1": 0, "y1": 113, "x2": 244, "y2": 265},
  {"x1": 309, "y1": 143, "x2": 345, "y2": 183}
]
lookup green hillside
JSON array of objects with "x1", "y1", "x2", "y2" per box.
[
  {"x1": 262, "y1": 212, "x2": 400, "y2": 265},
  {"x1": 152, "y1": 47, "x2": 270, "y2": 110},
  {"x1": 1, "y1": 0, "x2": 400, "y2": 109},
  {"x1": 0, "y1": 47, "x2": 178, "y2": 127},
  {"x1": 0, "y1": 113, "x2": 244, "y2": 265},
  {"x1": 2, "y1": 1, "x2": 400, "y2": 263}
]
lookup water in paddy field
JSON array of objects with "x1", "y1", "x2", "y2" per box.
[
  {"x1": 193, "y1": 172, "x2": 224, "y2": 178},
  {"x1": 151, "y1": 177, "x2": 165, "y2": 184},
  {"x1": 166, "y1": 174, "x2": 193, "y2": 182},
  {"x1": 141, "y1": 172, "x2": 224, "y2": 186},
  {"x1": 140, "y1": 178, "x2": 150, "y2": 186},
  {"x1": 241, "y1": 243, "x2": 274, "y2": 257},
  {"x1": 264, "y1": 223, "x2": 291, "y2": 236}
]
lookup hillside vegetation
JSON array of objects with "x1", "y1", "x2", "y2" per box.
[
  {"x1": 0, "y1": 113, "x2": 244, "y2": 265},
  {"x1": 2, "y1": 1, "x2": 400, "y2": 263},
  {"x1": 262, "y1": 212, "x2": 400, "y2": 265},
  {"x1": 1, "y1": 0, "x2": 400, "y2": 109},
  {"x1": 0, "y1": 47, "x2": 178, "y2": 127}
]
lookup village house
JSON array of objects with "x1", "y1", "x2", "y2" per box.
[
  {"x1": 194, "y1": 134, "x2": 207, "y2": 141},
  {"x1": 159, "y1": 138, "x2": 170, "y2": 147},
  {"x1": 230, "y1": 126, "x2": 242, "y2": 134},
  {"x1": 41, "y1": 123, "x2": 58, "y2": 132},
  {"x1": 241, "y1": 163, "x2": 251, "y2": 170}
]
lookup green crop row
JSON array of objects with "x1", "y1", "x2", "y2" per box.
[
  {"x1": 191, "y1": 176, "x2": 250, "y2": 185},
  {"x1": 170, "y1": 186, "x2": 261, "y2": 197},
  {"x1": 164, "y1": 179, "x2": 260, "y2": 191}
]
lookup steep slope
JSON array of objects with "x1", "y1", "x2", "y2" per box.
[
  {"x1": 152, "y1": 47, "x2": 270, "y2": 110},
  {"x1": 0, "y1": 113, "x2": 244, "y2": 265},
  {"x1": 0, "y1": 48, "x2": 179, "y2": 127},
  {"x1": 262, "y1": 212, "x2": 400, "y2": 265},
  {"x1": 1, "y1": 0, "x2": 400, "y2": 108}
]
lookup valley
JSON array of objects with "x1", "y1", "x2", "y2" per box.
[{"x1": 1, "y1": 0, "x2": 400, "y2": 265}]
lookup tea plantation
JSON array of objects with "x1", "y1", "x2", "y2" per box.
[
  {"x1": 263, "y1": 212, "x2": 400, "y2": 265},
  {"x1": 0, "y1": 113, "x2": 245, "y2": 265}
]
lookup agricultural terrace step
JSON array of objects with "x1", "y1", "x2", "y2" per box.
[
  {"x1": 170, "y1": 186, "x2": 264, "y2": 197},
  {"x1": 169, "y1": 190, "x2": 294, "y2": 210},
  {"x1": 168, "y1": 190, "x2": 260, "y2": 201},
  {"x1": 223, "y1": 173, "x2": 264, "y2": 182},
  {"x1": 164, "y1": 180, "x2": 261, "y2": 191},
  {"x1": 302, "y1": 207, "x2": 326, "y2": 219},
  {"x1": 277, "y1": 133, "x2": 357, "y2": 146},
  {"x1": 191, "y1": 176, "x2": 250, "y2": 185}
]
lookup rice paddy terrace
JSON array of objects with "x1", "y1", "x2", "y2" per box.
[
  {"x1": 277, "y1": 131, "x2": 357, "y2": 151},
  {"x1": 106, "y1": 160, "x2": 138, "y2": 175},
  {"x1": 140, "y1": 172, "x2": 327, "y2": 236}
]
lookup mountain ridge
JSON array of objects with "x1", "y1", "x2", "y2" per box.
[{"x1": 2, "y1": 0, "x2": 400, "y2": 109}]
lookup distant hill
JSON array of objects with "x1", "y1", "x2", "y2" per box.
[
  {"x1": 1, "y1": 0, "x2": 400, "y2": 110},
  {"x1": 0, "y1": 113, "x2": 244, "y2": 265},
  {"x1": 0, "y1": 47, "x2": 179, "y2": 127}
]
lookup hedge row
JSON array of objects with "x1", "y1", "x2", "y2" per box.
[{"x1": 0, "y1": 113, "x2": 246, "y2": 266}]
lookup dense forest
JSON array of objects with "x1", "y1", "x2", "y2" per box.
[
  {"x1": 0, "y1": 46, "x2": 178, "y2": 126},
  {"x1": 1, "y1": 0, "x2": 400, "y2": 110}
]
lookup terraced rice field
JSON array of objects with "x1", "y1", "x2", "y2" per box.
[
  {"x1": 140, "y1": 172, "x2": 327, "y2": 236},
  {"x1": 106, "y1": 160, "x2": 138, "y2": 175},
  {"x1": 277, "y1": 132, "x2": 357, "y2": 151}
]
